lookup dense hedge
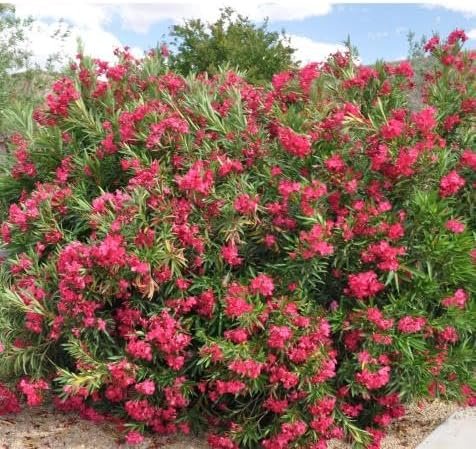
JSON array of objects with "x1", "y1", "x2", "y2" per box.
[{"x1": 0, "y1": 30, "x2": 474, "y2": 448}]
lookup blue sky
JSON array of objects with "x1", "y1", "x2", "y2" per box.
[
  {"x1": 106, "y1": 3, "x2": 476, "y2": 63},
  {"x1": 268, "y1": 4, "x2": 476, "y2": 62},
  {"x1": 15, "y1": 1, "x2": 476, "y2": 66}
]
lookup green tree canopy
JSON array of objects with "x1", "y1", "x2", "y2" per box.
[
  {"x1": 168, "y1": 7, "x2": 297, "y2": 84},
  {"x1": 0, "y1": 5, "x2": 69, "y2": 136},
  {"x1": 0, "y1": 5, "x2": 31, "y2": 110}
]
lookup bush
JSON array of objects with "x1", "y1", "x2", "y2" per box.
[
  {"x1": 0, "y1": 5, "x2": 67, "y2": 136},
  {"x1": 168, "y1": 7, "x2": 297, "y2": 84},
  {"x1": 0, "y1": 30, "x2": 474, "y2": 448}
]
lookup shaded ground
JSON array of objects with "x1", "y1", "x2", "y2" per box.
[{"x1": 0, "y1": 400, "x2": 464, "y2": 449}]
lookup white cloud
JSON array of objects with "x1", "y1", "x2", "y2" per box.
[
  {"x1": 13, "y1": 1, "x2": 333, "y2": 35},
  {"x1": 13, "y1": 3, "x2": 132, "y2": 66},
  {"x1": 24, "y1": 21, "x2": 125, "y2": 67},
  {"x1": 287, "y1": 34, "x2": 346, "y2": 65},
  {"x1": 14, "y1": 3, "x2": 113, "y2": 29},
  {"x1": 12, "y1": 1, "x2": 335, "y2": 65},
  {"x1": 467, "y1": 29, "x2": 476, "y2": 40},
  {"x1": 422, "y1": 1, "x2": 476, "y2": 16}
]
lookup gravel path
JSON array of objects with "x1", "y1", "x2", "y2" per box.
[{"x1": 0, "y1": 400, "x2": 464, "y2": 449}]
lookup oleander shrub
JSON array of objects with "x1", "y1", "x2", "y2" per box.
[{"x1": 0, "y1": 30, "x2": 474, "y2": 448}]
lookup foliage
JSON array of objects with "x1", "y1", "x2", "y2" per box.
[
  {"x1": 0, "y1": 5, "x2": 68, "y2": 136},
  {"x1": 168, "y1": 7, "x2": 296, "y2": 84},
  {"x1": 0, "y1": 4, "x2": 32, "y2": 130},
  {"x1": 405, "y1": 31, "x2": 437, "y2": 111},
  {"x1": 0, "y1": 29, "x2": 475, "y2": 449}
]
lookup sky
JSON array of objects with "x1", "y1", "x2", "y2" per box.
[{"x1": 11, "y1": 1, "x2": 476, "y2": 67}]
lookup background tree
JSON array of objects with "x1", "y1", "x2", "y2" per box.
[
  {"x1": 0, "y1": 5, "x2": 68, "y2": 140},
  {"x1": 0, "y1": 4, "x2": 32, "y2": 131},
  {"x1": 406, "y1": 30, "x2": 436, "y2": 110},
  {"x1": 168, "y1": 7, "x2": 297, "y2": 84}
]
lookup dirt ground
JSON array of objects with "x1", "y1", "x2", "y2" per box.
[{"x1": 0, "y1": 400, "x2": 463, "y2": 449}]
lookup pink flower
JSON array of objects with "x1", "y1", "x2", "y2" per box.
[
  {"x1": 325, "y1": 153, "x2": 346, "y2": 173},
  {"x1": 445, "y1": 219, "x2": 465, "y2": 234},
  {"x1": 196, "y1": 290, "x2": 216, "y2": 318},
  {"x1": 277, "y1": 126, "x2": 311, "y2": 158},
  {"x1": 461, "y1": 150, "x2": 476, "y2": 170},
  {"x1": 107, "y1": 360, "x2": 136, "y2": 388},
  {"x1": 176, "y1": 161, "x2": 214, "y2": 196},
  {"x1": 442, "y1": 289, "x2": 468, "y2": 309},
  {"x1": 412, "y1": 107, "x2": 437, "y2": 134},
  {"x1": 225, "y1": 296, "x2": 253, "y2": 318},
  {"x1": 135, "y1": 380, "x2": 155, "y2": 395},
  {"x1": 0, "y1": 383, "x2": 21, "y2": 415},
  {"x1": 124, "y1": 399, "x2": 155, "y2": 421},
  {"x1": 218, "y1": 157, "x2": 244, "y2": 177},
  {"x1": 221, "y1": 242, "x2": 243, "y2": 266},
  {"x1": 424, "y1": 36, "x2": 440, "y2": 52},
  {"x1": 0, "y1": 223, "x2": 11, "y2": 243},
  {"x1": 263, "y1": 397, "x2": 289, "y2": 414},
  {"x1": 397, "y1": 316, "x2": 426, "y2": 333},
  {"x1": 208, "y1": 434, "x2": 239, "y2": 449},
  {"x1": 92, "y1": 234, "x2": 127, "y2": 268},
  {"x1": 461, "y1": 385, "x2": 476, "y2": 406},
  {"x1": 261, "y1": 420, "x2": 308, "y2": 449},
  {"x1": 250, "y1": 274, "x2": 275, "y2": 296},
  {"x1": 105, "y1": 385, "x2": 125, "y2": 402},
  {"x1": 439, "y1": 326, "x2": 459, "y2": 343},
  {"x1": 106, "y1": 64, "x2": 127, "y2": 81},
  {"x1": 387, "y1": 223, "x2": 405, "y2": 240},
  {"x1": 176, "y1": 278, "x2": 191, "y2": 290},
  {"x1": 229, "y1": 359, "x2": 264, "y2": 379},
  {"x1": 272, "y1": 71, "x2": 293, "y2": 91},
  {"x1": 356, "y1": 366, "x2": 390, "y2": 390},
  {"x1": 126, "y1": 339, "x2": 153, "y2": 361},
  {"x1": 125, "y1": 430, "x2": 145, "y2": 445},
  {"x1": 366, "y1": 307, "x2": 394, "y2": 330},
  {"x1": 443, "y1": 114, "x2": 461, "y2": 131},
  {"x1": 18, "y1": 378, "x2": 49, "y2": 407},
  {"x1": 25, "y1": 312, "x2": 43, "y2": 334},
  {"x1": 299, "y1": 63, "x2": 319, "y2": 93},
  {"x1": 214, "y1": 380, "x2": 246, "y2": 396},
  {"x1": 341, "y1": 403, "x2": 363, "y2": 418},
  {"x1": 361, "y1": 241, "x2": 405, "y2": 271},
  {"x1": 263, "y1": 234, "x2": 277, "y2": 248},
  {"x1": 394, "y1": 61, "x2": 414, "y2": 78},
  {"x1": 267, "y1": 326, "x2": 293, "y2": 349},
  {"x1": 346, "y1": 271, "x2": 384, "y2": 299},
  {"x1": 224, "y1": 328, "x2": 249, "y2": 344},
  {"x1": 46, "y1": 77, "x2": 79, "y2": 117},
  {"x1": 372, "y1": 333, "x2": 393, "y2": 345},
  {"x1": 201, "y1": 343, "x2": 224, "y2": 362},
  {"x1": 234, "y1": 194, "x2": 259, "y2": 215},
  {"x1": 134, "y1": 229, "x2": 155, "y2": 248},
  {"x1": 270, "y1": 165, "x2": 283, "y2": 176},
  {"x1": 447, "y1": 28, "x2": 467, "y2": 45},
  {"x1": 146, "y1": 116, "x2": 189, "y2": 149},
  {"x1": 164, "y1": 377, "x2": 188, "y2": 408},
  {"x1": 268, "y1": 365, "x2": 299, "y2": 389},
  {"x1": 440, "y1": 170, "x2": 465, "y2": 197},
  {"x1": 381, "y1": 118, "x2": 405, "y2": 140}
]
